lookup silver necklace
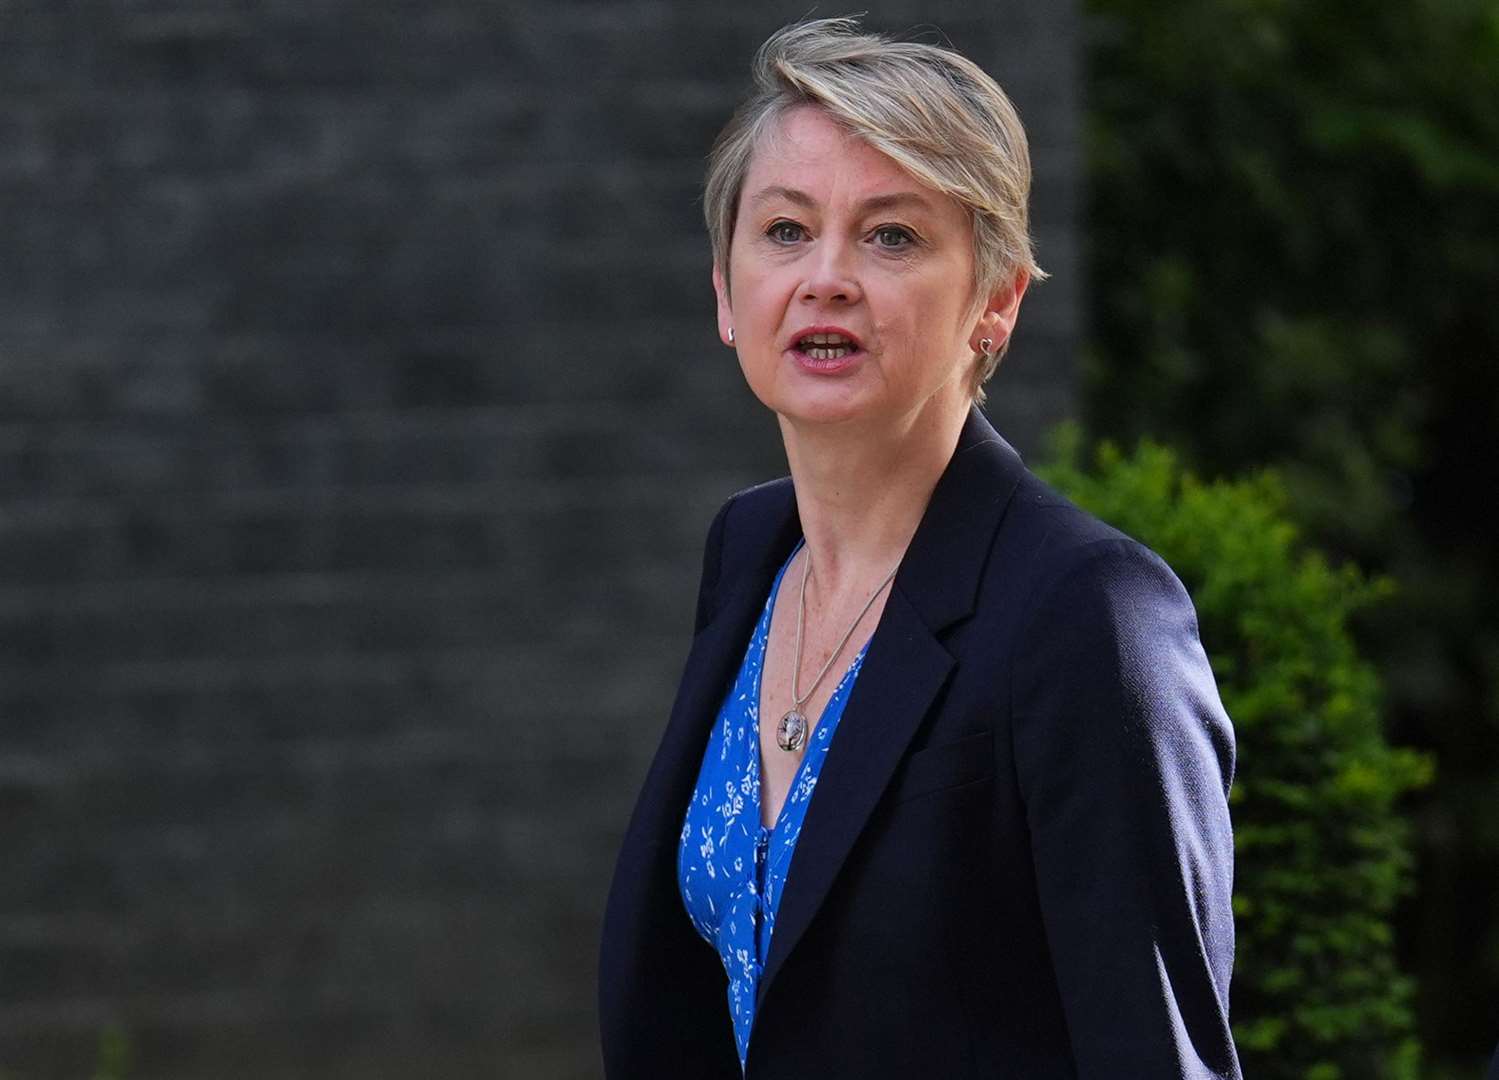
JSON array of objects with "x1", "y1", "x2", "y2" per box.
[{"x1": 775, "y1": 547, "x2": 899, "y2": 753}]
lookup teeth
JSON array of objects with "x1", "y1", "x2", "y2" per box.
[{"x1": 798, "y1": 333, "x2": 856, "y2": 357}]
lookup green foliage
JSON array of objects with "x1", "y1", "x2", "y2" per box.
[
  {"x1": 1081, "y1": 0, "x2": 1499, "y2": 1067},
  {"x1": 1039, "y1": 426, "x2": 1434, "y2": 1080},
  {"x1": 91, "y1": 1024, "x2": 129, "y2": 1080},
  {"x1": 0, "y1": 1025, "x2": 130, "y2": 1080},
  {"x1": 1085, "y1": 0, "x2": 1499, "y2": 551}
]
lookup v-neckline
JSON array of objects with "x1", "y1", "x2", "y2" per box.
[
  {"x1": 755, "y1": 537, "x2": 808, "y2": 836},
  {"x1": 754, "y1": 538, "x2": 871, "y2": 838}
]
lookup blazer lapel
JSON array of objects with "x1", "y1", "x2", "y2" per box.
[
  {"x1": 600, "y1": 561, "x2": 784, "y2": 1069},
  {"x1": 756, "y1": 405, "x2": 1028, "y2": 1009},
  {"x1": 625, "y1": 568, "x2": 778, "y2": 871},
  {"x1": 639, "y1": 495, "x2": 804, "y2": 840},
  {"x1": 604, "y1": 475, "x2": 803, "y2": 1023},
  {"x1": 600, "y1": 556, "x2": 786, "y2": 1074},
  {"x1": 756, "y1": 586, "x2": 954, "y2": 1010}
]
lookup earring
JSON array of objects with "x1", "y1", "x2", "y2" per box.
[
  {"x1": 728, "y1": 327, "x2": 735, "y2": 345},
  {"x1": 978, "y1": 337, "x2": 994, "y2": 356}
]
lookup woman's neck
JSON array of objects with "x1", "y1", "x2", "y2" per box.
[{"x1": 778, "y1": 391, "x2": 970, "y2": 598}]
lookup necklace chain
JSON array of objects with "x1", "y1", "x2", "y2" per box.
[{"x1": 790, "y1": 546, "x2": 900, "y2": 712}]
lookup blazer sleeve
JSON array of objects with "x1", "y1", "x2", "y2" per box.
[{"x1": 1011, "y1": 537, "x2": 1242, "y2": 1079}]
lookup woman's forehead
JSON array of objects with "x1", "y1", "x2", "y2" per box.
[{"x1": 742, "y1": 106, "x2": 954, "y2": 218}]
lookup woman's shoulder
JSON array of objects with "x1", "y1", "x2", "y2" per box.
[
  {"x1": 708, "y1": 475, "x2": 799, "y2": 564},
  {"x1": 689, "y1": 477, "x2": 798, "y2": 633},
  {"x1": 1008, "y1": 466, "x2": 1139, "y2": 556},
  {"x1": 716, "y1": 475, "x2": 796, "y2": 527},
  {"x1": 997, "y1": 466, "x2": 1196, "y2": 628}
]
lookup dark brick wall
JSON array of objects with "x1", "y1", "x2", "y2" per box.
[{"x1": 0, "y1": 3, "x2": 1079, "y2": 1077}]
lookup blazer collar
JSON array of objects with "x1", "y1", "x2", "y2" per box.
[{"x1": 891, "y1": 403, "x2": 1029, "y2": 633}]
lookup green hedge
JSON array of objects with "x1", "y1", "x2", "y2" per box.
[
  {"x1": 1038, "y1": 426, "x2": 1434, "y2": 1080},
  {"x1": 1080, "y1": 2, "x2": 1499, "y2": 1062}
]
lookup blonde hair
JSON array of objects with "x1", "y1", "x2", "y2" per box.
[{"x1": 703, "y1": 15, "x2": 1047, "y2": 403}]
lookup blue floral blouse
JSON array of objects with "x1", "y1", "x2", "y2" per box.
[{"x1": 677, "y1": 537, "x2": 871, "y2": 1071}]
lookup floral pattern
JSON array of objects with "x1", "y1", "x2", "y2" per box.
[{"x1": 677, "y1": 538, "x2": 870, "y2": 1072}]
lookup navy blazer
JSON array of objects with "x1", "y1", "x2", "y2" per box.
[{"x1": 599, "y1": 405, "x2": 1242, "y2": 1078}]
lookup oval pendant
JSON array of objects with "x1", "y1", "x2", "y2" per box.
[{"x1": 776, "y1": 709, "x2": 808, "y2": 752}]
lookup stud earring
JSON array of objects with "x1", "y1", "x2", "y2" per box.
[
  {"x1": 978, "y1": 337, "x2": 994, "y2": 356},
  {"x1": 728, "y1": 327, "x2": 735, "y2": 344}
]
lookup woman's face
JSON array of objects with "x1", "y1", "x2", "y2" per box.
[{"x1": 713, "y1": 104, "x2": 1022, "y2": 431}]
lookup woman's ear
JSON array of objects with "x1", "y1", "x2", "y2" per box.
[
  {"x1": 712, "y1": 264, "x2": 734, "y2": 347},
  {"x1": 970, "y1": 269, "x2": 1030, "y2": 353}
]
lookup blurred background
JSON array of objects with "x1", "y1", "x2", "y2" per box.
[{"x1": 0, "y1": 1, "x2": 1492, "y2": 1078}]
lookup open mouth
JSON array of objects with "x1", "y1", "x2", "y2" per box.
[{"x1": 793, "y1": 332, "x2": 861, "y2": 360}]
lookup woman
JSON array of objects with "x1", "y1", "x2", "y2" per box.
[{"x1": 599, "y1": 17, "x2": 1241, "y2": 1079}]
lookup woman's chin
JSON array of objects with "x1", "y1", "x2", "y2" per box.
[
  {"x1": 759, "y1": 351, "x2": 879, "y2": 423},
  {"x1": 769, "y1": 388, "x2": 882, "y2": 429}
]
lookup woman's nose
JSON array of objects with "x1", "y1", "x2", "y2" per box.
[{"x1": 800, "y1": 237, "x2": 864, "y2": 305}]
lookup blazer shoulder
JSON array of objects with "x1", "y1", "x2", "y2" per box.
[
  {"x1": 1008, "y1": 467, "x2": 1135, "y2": 553},
  {"x1": 692, "y1": 476, "x2": 797, "y2": 633},
  {"x1": 1001, "y1": 468, "x2": 1194, "y2": 621},
  {"x1": 717, "y1": 475, "x2": 797, "y2": 565}
]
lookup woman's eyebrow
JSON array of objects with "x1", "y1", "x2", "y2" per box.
[
  {"x1": 749, "y1": 185, "x2": 818, "y2": 210},
  {"x1": 857, "y1": 192, "x2": 936, "y2": 215},
  {"x1": 747, "y1": 186, "x2": 936, "y2": 215}
]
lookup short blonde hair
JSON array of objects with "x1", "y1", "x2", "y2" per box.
[{"x1": 703, "y1": 16, "x2": 1047, "y2": 403}]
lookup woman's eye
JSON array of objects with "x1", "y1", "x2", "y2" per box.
[
  {"x1": 767, "y1": 221, "x2": 805, "y2": 244},
  {"x1": 873, "y1": 225, "x2": 915, "y2": 249}
]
